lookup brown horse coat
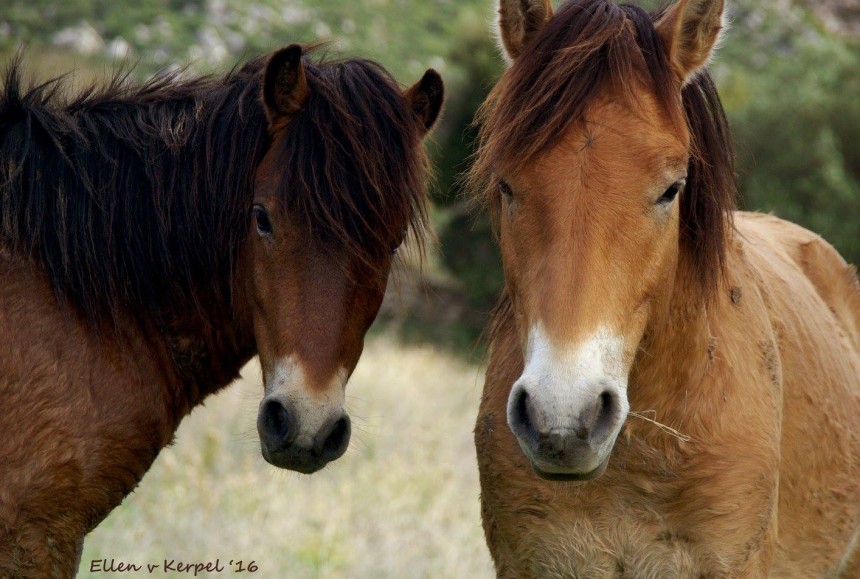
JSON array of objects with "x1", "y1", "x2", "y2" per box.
[
  {"x1": 0, "y1": 48, "x2": 442, "y2": 576},
  {"x1": 0, "y1": 256, "x2": 225, "y2": 575}
]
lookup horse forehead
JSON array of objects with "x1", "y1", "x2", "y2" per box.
[
  {"x1": 518, "y1": 97, "x2": 687, "y2": 198},
  {"x1": 580, "y1": 96, "x2": 683, "y2": 161}
]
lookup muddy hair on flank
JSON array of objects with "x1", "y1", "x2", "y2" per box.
[
  {"x1": 471, "y1": 0, "x2": 736, "y2": 299},
  {"x1": 0, "y1": 48, "x2": 429, "y2": 325}
]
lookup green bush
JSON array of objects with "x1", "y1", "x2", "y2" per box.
[{"x1": 725, "y1": 33, "x2": 860, "y2": 264}]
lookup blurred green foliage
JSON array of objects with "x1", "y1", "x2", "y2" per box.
[
  {"x1": 724, "y1": 30, "x2": 860, "y2": 263},
  {"x1": 1, "y1": 0, "x2": 857, "y2": 347}
]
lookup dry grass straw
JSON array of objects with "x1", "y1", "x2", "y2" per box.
[{"x1": 628, "y1": 410, "x2": 693, "y2": 443}]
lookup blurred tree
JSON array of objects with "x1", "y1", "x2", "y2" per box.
[
  {"x1": 431, "y1": 7, "x2": 505, "y2": 314},
  {"x1": 725, "y1": 33, "x2": 860, "y2": 263}
]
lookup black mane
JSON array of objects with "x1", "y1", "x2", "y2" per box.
[{"x1": 0, "y1": 50, "x2": 427, "y2": 324}]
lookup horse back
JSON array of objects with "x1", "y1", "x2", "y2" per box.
[{"x1": 734, "y1": 211, "x2": 860, "y2": 576}]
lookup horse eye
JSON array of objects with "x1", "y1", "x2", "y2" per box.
[
  {"x1": 499, "y1": 180, "x2": 514, "y2": 199},
  {"x1": 657, "y1": 179, "x2": 686, "y2": 205},
  {"x1": 391, "y1": 227, "x2": 408, "y2": 255},
  {"x1": 253, "y1": 204, "x2": 272, "y2": 235}
]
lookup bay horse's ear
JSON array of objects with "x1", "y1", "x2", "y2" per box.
[
  {"x1": 262, "y1": 44, "x2": 310, "y2": 125},
  {"x1": 496, "y1": 0, "x2": 554, "y2": 64},
  {"x1": 404, "y1": 69, "x2": 445, "y2": 137},
  {"x1": 656, "y1": 0, "x2": 726, "y2": 85}
]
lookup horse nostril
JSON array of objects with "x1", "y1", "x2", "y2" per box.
[
  {"x1": 592, "y1": 390, "x2": 619, "y2": 439},
  {"x1": 319, "y1": 415, "x2": 351, "y2": 461},
  {"x1": 514, "y1": 388, "x2": 529, "y2": 427},
  {"x1": 510, "y1": 386, "x2": 539, "y2": 444},
  {"x1": 259, "y1": 399, "x2": 295, "y2": 449}
]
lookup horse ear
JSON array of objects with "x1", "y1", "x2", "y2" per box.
[
  {"x1": 496, "y1": 0, "x2": 554, "y2": 64},
  {"x1": 656, "y1": 0, "x2": 726, "y2": 84},
  {"x1": 262, "y1": 44, "x2": 310, "y2": 125},
  {"x1": 404, "y1": 69, "x2": 445, "y2": 137}
]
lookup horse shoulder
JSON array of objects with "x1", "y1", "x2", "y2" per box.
[
  {"x1": 744, "y1": 212, "x2": 859, "y2": 332},
  {"x1": 0, "y1": 255, "x2": 179, "y2": 575}
]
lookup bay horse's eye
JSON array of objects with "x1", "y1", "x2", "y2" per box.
[
  {"x1": 657, "y1": 179, "x2": 686, "y2": 205},
  {"x1": 391, "y1": 227, "x2": 408, "y2": 255},
  {"x1": 253, "y1": 204, "x2": 273, "y2": 236},
  {"x1": 499, "y1": 180, "x2": 514, "y2": 199}
]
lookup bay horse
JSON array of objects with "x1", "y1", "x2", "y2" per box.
[
  {"x1": 472, "y1": 0, "x2": 859, "y2": 576},
  {"x1": 0, "y1": 45, "x2": 443, "y2": 576}
]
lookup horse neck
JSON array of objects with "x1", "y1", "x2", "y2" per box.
[
  {"x1": 142, "y1": 99, "x2": 265, "y2": 405},
  {"x1": 150, "y1": 277, "x2": 257, "y2": 411},
  {"x1": 627, "y1": 254, "x2": 723, "y2": 438},
  {"x1": 99, "y1": 78, "x2": 265, "y2": 406}
]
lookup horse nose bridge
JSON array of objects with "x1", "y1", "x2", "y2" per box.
[{"x1": 263, "y1": 352, "x2": 349, "y2": 394}]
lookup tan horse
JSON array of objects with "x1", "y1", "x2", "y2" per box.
[
  {"x1": 0, "y1": 46, "x2": 442, "y2": 576},
  {"x1": 472, "y1": 0, "x2": 859, "y2": 576}
]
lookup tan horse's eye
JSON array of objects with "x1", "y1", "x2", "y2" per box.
[
  {"x1": 657, "y1": 179, "x2": 686, "y2": 205},
  {"x1": 499, "y1": 180, "x2": 514, "y2": 199},
  {"x1": 253, "y1": 204, "x2": 273, "y2": 236}
]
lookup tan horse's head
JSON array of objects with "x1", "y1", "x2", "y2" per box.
[
  {"x1": 474, "y1": 0, "x2": 734, "y2": 480},
  {"x1": 247, "y1": 46, "x2": 443, "y2": 473}
]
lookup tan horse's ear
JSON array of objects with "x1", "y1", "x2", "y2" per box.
[
  {"x1": 404, "y1": 69, "x2": 445, "y2": 137},
  {"x1": 496, "y1": 0, "x2": 554, "y2": 64},
  {"x1": 262, "y1": 44, "x2": 310, "y2": 125},
  {"x1": 656, "y1": 0, "x2": 726, "y2": 84}
]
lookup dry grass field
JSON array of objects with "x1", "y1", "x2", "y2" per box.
[{"x1": 79, "y1": 335, "x2": 495, "y2": 578}]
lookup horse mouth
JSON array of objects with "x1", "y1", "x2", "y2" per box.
[{"x1": 530, "y1": 456, "x2": 610, "y2": 482}]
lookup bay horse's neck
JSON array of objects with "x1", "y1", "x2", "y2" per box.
[
  {"x1": 0, "y1": 62, "x2": 269, "y2": 408},
  {"x1": 123, "y1": 77, "x2": 266, "y2": 407}
]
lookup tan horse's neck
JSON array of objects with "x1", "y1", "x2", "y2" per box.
[{"x1": 628, "y1": 252, "x2": 723, "y2": 443}]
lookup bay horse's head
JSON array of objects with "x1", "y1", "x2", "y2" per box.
[
  {"x1": 474, "y1": 0, "x2": 734, "y2": 480},
  {"x1": 247, "y1": 46, "x2": 443, "y2": 473}
]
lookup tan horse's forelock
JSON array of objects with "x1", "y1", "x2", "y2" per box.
[{"x1": 470, "y1": 0, "x2": 736, "y2": 300}]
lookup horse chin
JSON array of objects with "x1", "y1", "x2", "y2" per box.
[
  {"x1": 260, "y1": 448, "x2": 330, "y2": 475},
  {"x1": 530, "y1": 456, "x2": 610, "y2": 482}
]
